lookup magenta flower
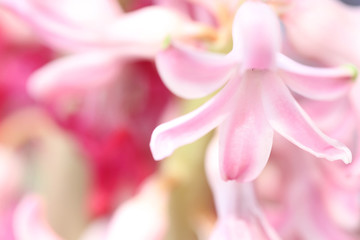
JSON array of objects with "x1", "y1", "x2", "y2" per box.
[{"x1": 150, "y1": 1, "x2": 356, "y2": 181}]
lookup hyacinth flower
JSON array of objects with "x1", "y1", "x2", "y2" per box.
[
  {"x1": 262, "y1": 136, "x2": 359, "y2": 239},
  {"x1": 1, "y1": 0, "x2": 208, "y2": 216},
  {"x1": 281, "y1": 0, "x2": 360, "y2": 67},
  {"x1": 0, "y1": 0, "x2": 216, "y2": 101},
  {"x1": 205, "y1": 135, "x2": 280, "y2": 240},
  {"x1": 281, "y1": 0, "x2": 360, "y2": 185},
  {"x1": 150, "y1": 1, "x2": 357, "y2": 181}
]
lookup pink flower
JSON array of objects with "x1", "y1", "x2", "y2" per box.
[
  {"x1": 281, "y1": 0, "x2": 360, "y2": 184},
  {"x1": 282, "y1": 0, "x2": 360, "y2": 66},
  {"x1": 79, "y1": 176, "x2": 170, "y2": 240},
  {"x1": 48, "y1": 60, "x2": 171, "y2": 217},
  {"x1": 1, "y1": 0, "x2": 215, "y2": 101},
  {"x1": 0, "y1": 9, "x2": 53, "y2": 117},
  {"x1": 267, "y1": 142, "x2": 359, "y2": 240},
  {"x1": 205, "y1": 135, "x2": 280, "y2": 240},
  {"x1": 150, "y1": 1, "x2": 356, "y2": 181},
  {"x1": 105, "y1": 176, "x2": 169, "y2": 240},
  {"x1": 13, "y1": 195, "x2": 62, "y2": 240}
]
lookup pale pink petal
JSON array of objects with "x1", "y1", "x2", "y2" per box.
[
  {"x1": 261, "y1": 72, "x2": 351, "y2": 164},
  {"x1": 219, "y1": 71, "x2": 274, "y2": 181},
  {"x1": 2, "y1": 2, "x2": 213, "y2": 56},
  {"x1": 288, "y1": 175, "x2": 356, "y2": 240},
  {"x1": 205, "y1": 137, "x2": 281, "y2": 240},
  {"x1": 150, "y1": 74, "x2": 240, "y2": 160},
  {"x1": 0, "y1": 148, "x2": 23, "y2": 212},
  {"x1": 324, "y1": 183, "x2": 360, "y2": 231},
  {"x1": 206, "y1": 135, "x2": 255, "y2": 216},
  {"x1": 231, "y1": 2, "x2": 281, "y2": 69},
  {"x1": 104, "y1": 6, "x2": 216, "y2": 57},
  {"x1": 210, "y1": 217, "x2": 251, "y2": 240},
  {"x1": 106, "y1": 177, "x2": 168, "y2": 240},
  {"x1": 277, "y1": 54, "x2": 356, "y2": 100},
  {"x1": 13, "y1": 195, "x2": 62, "y2": 240},
  {"x1": 27, "y1": 51, "x2": 121, "y2": 101},
  {"x1": 0, "y1": 0, "x2": 111, "y2": 52},
  {"x1": 156, "y1": 42, "x2": 236, "y2": 99},
  {"x1": 28, "y1": 0, "x2": 122, "y2": 28}
]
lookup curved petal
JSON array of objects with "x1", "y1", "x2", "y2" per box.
[
  {"x1": 277, "y1": 54, "x2": 356, "y2": 100},
  {"x1": 150, "y1": 74, "x2": 240, "y2": 160},
  {"x1": 205, "y1": 138, "x2": 280, "y2": 240},
  {"x1": 27, "y1": 51, "x2": 121, "y2": 101},
  {"x1": 28, "y1": 0, "x2": 122, "y2": 28},
  {"x1": 0, "y1": 0, "x2": 116, "y2": 52},
  {"x1": 219, "y1": 71, "x2": 274, "y2": 181},
  {"x1": 13, "y1": 195, "x2": 62, "y2": 240},
  {"x1": 106, "y1": 178, "x2": 168, "y2": 240},
  {"x1": 261, "y1": 72, "x2": 352, "y2": 164},
  {"x1": 155, "y1": 42, "x2": 236, "y2": 99}
]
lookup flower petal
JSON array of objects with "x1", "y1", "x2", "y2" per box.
[
  {"x1": 104, "y1": 6, "x2": 216, "y2": 57},
  {"x1": 13, "y1": 195, "x2": 62, "y2": 240},
  {"x1": 150, "y1": 74, "x2": 240, "y2": 160},
  {"x1": 210, "y1": 217, "x2": 251, "y2": 240},
  {"x1": 28, "y1": 0, "x2": 122, "y2": 28},
  {"x1": 277, "y1": 54, "x2": 356, "y2": 100},
  {"x1": 155, "y1": 42, "x2": 236, "y2": 99},
  {"x1": 261, "y1": 72, "x2": 352, "y2": 164},
  {"x1": 231, "y1": 2, "x2": 281, "y2": 69},
  {"x1": 0, "y1": 0, "x2": 120, "y2": 52},
  {"x1": 27, "y1": 51, "x2": 121, "y2": 101},
  {"x1": 205, "y1": 137, "x2": 281, "y2": 240},
  {"x1": 106, "y1": 177, "x2": 168, "y2": 240},
  {"x1": 219, "y1": 71, "x2": 274, "y2": 181}
]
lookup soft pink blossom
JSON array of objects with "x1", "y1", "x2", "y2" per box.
[
  {"x1": 205, "y1": 134, "x2": 280, "y2": 240},
  {"x1": 151, "y1": 1, "x2": 355, "y2": 181},
  {"x1": 1, "y1": 0, "x2": 215, "y2": 101}
]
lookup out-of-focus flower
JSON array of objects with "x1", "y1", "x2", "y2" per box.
[
  {"x1": 282, "y1": 0, "x2": 360, "y2": 66},
  {"x1": 1, "y1": 0, "x2": 202, "y2": 216},
  {"x1": 45, "y1": 60, "x2": 172, "y2": 216},
  {"x1": 78, "y1": 175, "x2": 170, "y2": 240},
  {"x1": 0, "y1": 0, "x2": 216, "y2": 101},
  {"x1": 263, "y1": 137, "x2": 360, "y2": 240},
  {"x1": 0, "y1": 8, "x2": 53, "y2": 117},
  {"x1": 106, "y1": 176, "x2": 169, "y2": 240},
  {"x1": 151, "y1": 1, "x2": 355, "y2": 181},
  {"x1": 13, "y1": 195, "x2": 62, "y2": 240},
  {"x1": 0, "y1": 147, "x2": 24, "y2": 240},
  {"x1": 281, "y1": 0, "x2": 360, "y2": 182}
]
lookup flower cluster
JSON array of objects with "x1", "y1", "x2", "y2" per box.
[{"x1": 0, "y1": 0, "x2": 359, "y2": 239}]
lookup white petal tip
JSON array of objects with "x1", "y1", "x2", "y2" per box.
[
  {"x1": 342, "y1": 149, "x2": 352, "y2": 164},
  {"x1": 150, "y1": 131, "x2": 174, "y2": 161},
  {"x1": 324, "y1": 145, "x2": 352, "y2": 164}
]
